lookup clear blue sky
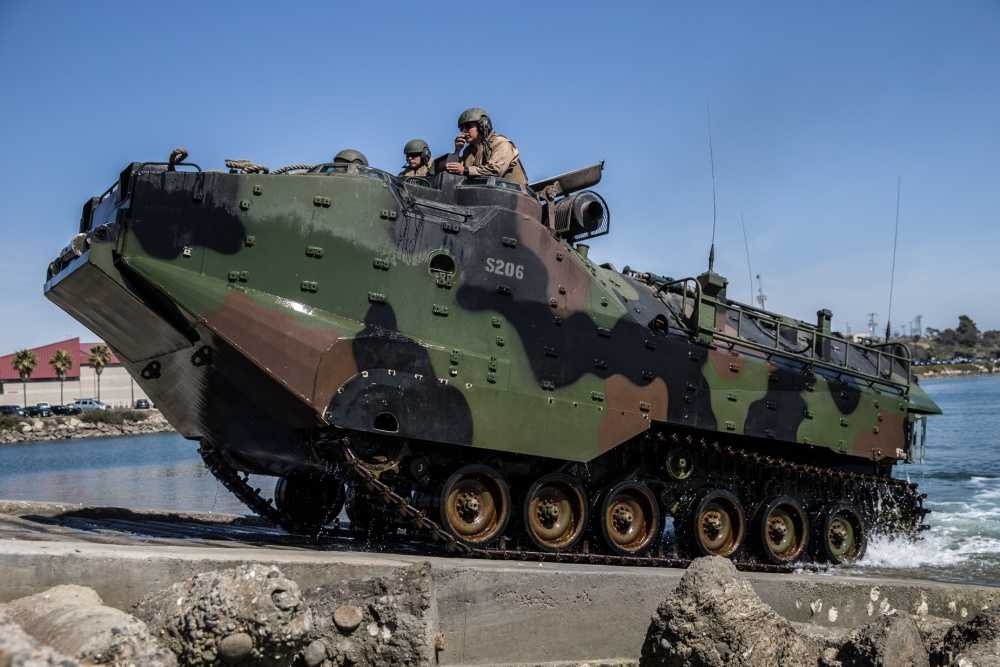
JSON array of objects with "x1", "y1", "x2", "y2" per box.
[{"x1": 1, "y1": 1, "x2": 998, "y2": 353}]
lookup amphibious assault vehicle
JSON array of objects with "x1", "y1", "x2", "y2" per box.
[{"x1": 45, "y1": 151, "x2": 941, "y2": 567}]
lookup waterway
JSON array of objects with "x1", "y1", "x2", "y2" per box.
[
  {"x1": 0, "y1": 375, "x2": 996, "y2": 586},
  {"x1": 856, "y1": 374, "x2": 1000, "y2": 586}
]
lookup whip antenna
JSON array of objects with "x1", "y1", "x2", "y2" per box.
[
  {"x1": 885, "y1": 177, "x2": 901, "y2": 340},
  {"x1": 740, "y1": 212, "x2": 754, "y2": 304},
  {"x1": 707, "y1": 102, "x2": 718, "y2": 272}
]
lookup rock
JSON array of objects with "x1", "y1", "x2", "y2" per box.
[
  {"x1": 20, "y1": 424, "x2": 32, "y2": 433},
  {"x1": 302, "y1": 561, "x2": 439, "y2": 666},
  {"x1": 333, "y1": 605, "x2": 364, "y2": 633},
  {"x1": 4, "y1": 584, "x2": 175, "y2": 665},
  {"x1": 911, "y1": 614, "x2": 954, "y2": 651},
  {"x1": 0, "y1": 606, "x2": 82, "y2": 666},
  {"x1": 302, "y1": 639, "x2": 327, "y2": 666},
  {"x1": 217, "y1": 632, "x2": 254, "y2": 664},
  {"x1": 639, "y1": 556, "x2": 823, "y2": 667},
  {"x1": 31, "y1": 419, "x2": 43, "y2": 429},
  {"x1": 132, "y1": 564, "x2": 312, "y2": 666},
  {"x1": 837, "y1": 614, "x2": 929, "y2": 667},
  {"x1": 933, "y1": 607, "x2": 1000, "y2": 666}
]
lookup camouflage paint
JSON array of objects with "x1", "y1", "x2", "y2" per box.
[{"x1": 45, "y1": 161, "x2": 940, "y2": 476}]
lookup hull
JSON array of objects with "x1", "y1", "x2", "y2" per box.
[
  {"x1": 46, "y1": 164, "x2": 937, "y2": 470},
  {"x1": 43, "y1": 158, "x2": 940, "y2": 564}
]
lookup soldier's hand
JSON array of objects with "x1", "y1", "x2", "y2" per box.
[
  {"x1": 445, "y1": 162, "x2": 465, "y2": 175},
  {"x1": 454, "y1": 133, "x2": 468, "y2": 150}
]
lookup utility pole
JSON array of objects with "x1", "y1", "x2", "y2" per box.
[
  {"x1": 755, "y1": 274, "x2": 767, "y2": 310},
  {"x1": 867, "y1": 313, "x2": 879, "y2": 340},
  {"x1": 914, "y1": 314, "x2": 923, "y2": 338}
]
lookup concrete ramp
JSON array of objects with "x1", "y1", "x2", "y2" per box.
[{"x1": 0, "y1": 501, "x2": 996, "y2": 665}]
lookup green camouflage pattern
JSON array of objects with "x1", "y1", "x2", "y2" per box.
[{"x1": 44, "y1": 159, "x2": 940, "y2": 478}]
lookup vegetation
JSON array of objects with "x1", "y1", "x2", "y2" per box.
[
  {"x1": 0, "y1": 414, "x2": 23, "y2": 430},
  {"x1": 79, "y1": 409, "x2": 150, "y2": 425},
  {"x1": 11, "y1": 349, "x2": 37, "y2": 408},
  {"x1": 49, "y1": 348, "x2": 73, "y2": 405},
  {"x1": 88, "y1": 344, "x2": 112, "y2": 401},
  {"x1": 906, "y1": 315, "x2": 1000, "y2": 363}
]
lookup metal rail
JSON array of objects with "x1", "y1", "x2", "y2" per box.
[{"x1": 655, "y1": 276, "x2": 911, "y2": 391}]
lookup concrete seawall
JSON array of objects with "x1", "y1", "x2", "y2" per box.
[{"x1": 0, "y1": 501, "x2": 996, "y2": 665}]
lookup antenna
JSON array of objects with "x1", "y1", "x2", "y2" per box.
[
  {"x1": 755, "y1": 273, "x2": 767, "y2": 310},
  {"x1": 706, "y1": 102, "x2": 718, "y2": 273},
  {"x1": 740, "y1": 212, "x2": 754, "y2": 303},
  {"x1": 885, "y1": 177, "x2": 901, "y2": 340}
]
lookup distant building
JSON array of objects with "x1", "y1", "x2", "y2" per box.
[{"x1": 0, "y1": 337, "x2": 148, "y2": 407}]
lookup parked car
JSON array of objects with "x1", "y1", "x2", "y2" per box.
[
  {"x1": 25, "y1": 402, "x2": 52, "y2": 418},
  {"x1": 52, "y1": 404, "x2": 83, "y2": 415},
  {"x1": 134, "y1": 399, "x2": 151, "y2": 410},
  {"x1": 72, "y1": 398, "x2": 109, "y2": 412},
  {"x1": 0, "y1": 405, "x2": 25, "y2": 417}
]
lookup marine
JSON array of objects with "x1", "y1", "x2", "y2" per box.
[
  {"x1": 399, "y1": 139, "x2": 433, "y2": 177},
  {"x1": 445, "y1": 107, "x2": 528, "y2": 185},
  {"x1": 333, "y1": 149, "x2": 368, "y2": 166}
]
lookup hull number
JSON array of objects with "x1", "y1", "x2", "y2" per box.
[{"x1": 486, "y1": 258, "x2": 524, "y2": 280}]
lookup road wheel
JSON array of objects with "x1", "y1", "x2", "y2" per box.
[
  {"x1": 687, "y1": 489, "x2": 745, "y2": 558},
  {"x1": 756, "y1": 495, "x2": 809, "y2": 564},
  {"x1": 599, "y1": 480, "x2": 661, "y2": 556},
  {"x1": 440, "y1": 464, "x2": 511, "y2": 547},
  {"x1": 524, "y1": 473, "x2": 588, "y2": 552},
  {"x1": 273, "y1": 474, "x2": 345, "y2": 532},
  {"x1": 817, "y1": 503, "x2": 867, "y2": 564}
]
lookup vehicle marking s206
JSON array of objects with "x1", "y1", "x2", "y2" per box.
[{"x1": 485, "y1": 258, "x2": 524, "y2": 280}]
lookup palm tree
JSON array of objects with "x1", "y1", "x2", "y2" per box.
[
  {"x1": 88, "y1": 344, "x2": 112, "y2": 402},
  {"x1": 49, "y1": 349, "x2": 73, "y2": 406},
  {"x1": 12, "y1": 349, "x2": 37, "y2": 408}
]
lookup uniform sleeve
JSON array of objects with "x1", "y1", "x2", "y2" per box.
[
  {"x1": 467, "y1": 137, "x2": 517, "y2": 177},
  {"x1": 461, "y1": 146, "x2": 477, "y2": 169}
]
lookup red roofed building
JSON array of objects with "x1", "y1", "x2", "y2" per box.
[{"x1": 0, "y1": 338, "x2": 146, "y2": 408}]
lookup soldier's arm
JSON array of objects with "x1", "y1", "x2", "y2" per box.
[{"x1": 466, "y1": 138, "x2": 516, "y2": 177}]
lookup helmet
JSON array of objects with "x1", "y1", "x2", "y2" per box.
[
  {"x1": 403, "y1": 138, "x2": 431, "y2": 164},
  {"x1": 404, "y1": 138, "x2": 429, "y2": 156},
  {"x1": 333, "y1": 149, "x2": 368, "y2": 166},
  {"x1": 457, "y1": 107, "x2": 489, "y2": 127}
]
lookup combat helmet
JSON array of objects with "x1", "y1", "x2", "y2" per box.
[
  {"x1": 403, "y1": 139, "x2": 431, "y2": 163},
  {"x1": 333, "y1": 149, "x2": 368, "y2": 166},
  {"x1": 457, "y1": 107, "x2": 489, "y2": 127}
]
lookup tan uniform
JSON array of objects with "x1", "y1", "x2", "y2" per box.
[
  {"x1": 461, "y1": 134, "x2": 528, "y2": 185},
  {"x1": 399, "y1": 163, "x2": 432, "y2": 177}
]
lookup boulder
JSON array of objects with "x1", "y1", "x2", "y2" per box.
[
  {"x1": 932, "y1": 607, "x2": 1000, "y2": 666},
  {"x1": 132, "y1": 564, "x2": 312, "y2": 666},
  {"x1": 0, "y1": 607, "x2": 81, "y2": 666},
  {"x1": 836, "y1": 614, "x2": 929, "y2": 667},
  {"x1": 4, "y1": 584, "x2": 175, "y2": 665},
  {"x1": 301, "y1": 561, "x2": 439, "y2": 666},
  {"x1": 640, "y1": 556, "x2": 824, "y2": 667}
]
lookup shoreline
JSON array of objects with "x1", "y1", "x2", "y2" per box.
[{"x1": 0, "y1": 411, "x2": 175, "y2": 445}]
